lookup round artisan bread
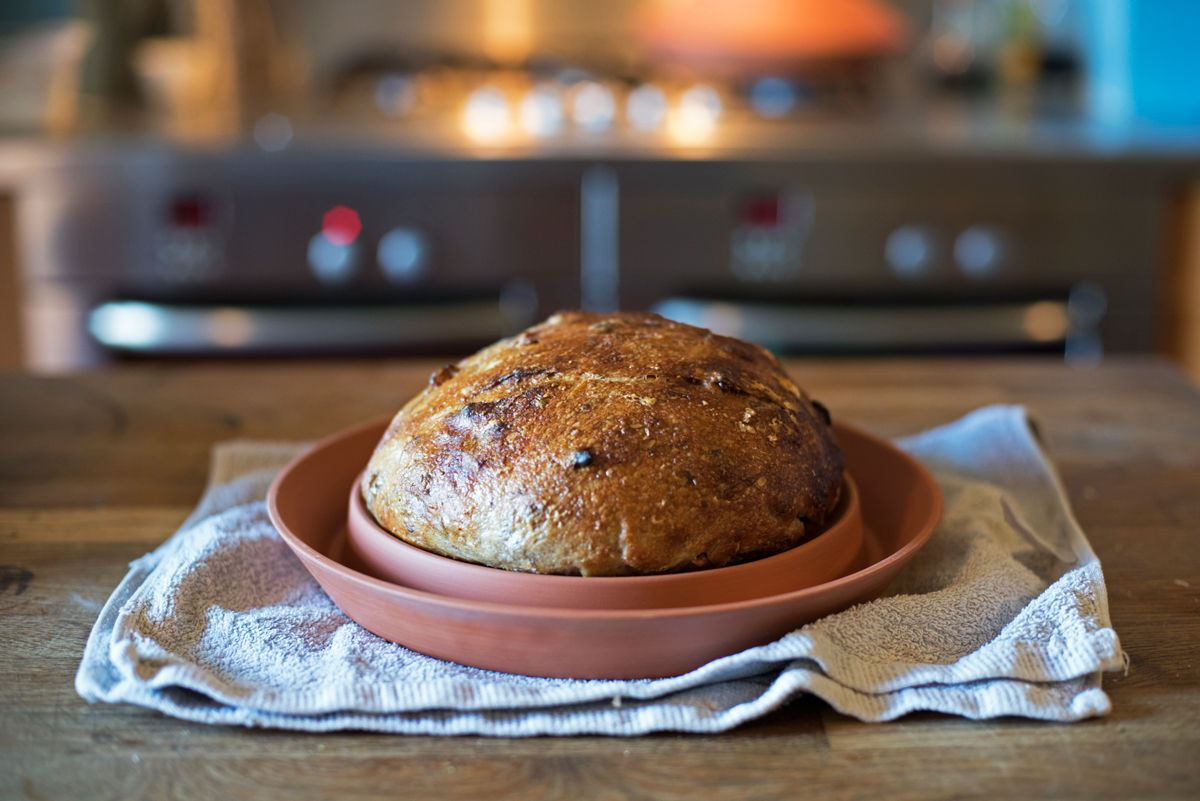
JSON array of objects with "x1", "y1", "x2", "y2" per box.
[{"x1": 361, "y1": 310, "x2": 843, "y2": 576}]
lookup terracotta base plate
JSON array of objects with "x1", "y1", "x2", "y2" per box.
[{"x1": 268, "y1": 418, "x2": 942, "y2": 680}]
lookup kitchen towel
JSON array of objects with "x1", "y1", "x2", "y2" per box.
[{"x1": 76, "y1": 405, "x2": 1126, "y2": 735}]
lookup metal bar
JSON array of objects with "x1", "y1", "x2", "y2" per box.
[
  {"x1": 87, "y1": 299, "x2": 522, "y2": 354},
  {"x1": 653, "y1": 297, "x2": 1076, "y2": 351},
  {"x1": 580, "y1": 166, "x2": 619, "y2": 312}
]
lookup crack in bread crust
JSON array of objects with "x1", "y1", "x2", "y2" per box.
[{"x1": 362, "y1": 310, "x2": 844, "y2": 576}]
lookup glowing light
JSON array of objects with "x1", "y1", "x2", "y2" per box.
[
  {"x1": 626, "y1": 84, "x2": 667, "y2": 131},
  {"x1": 955, "y1": 226, "x2": 1003, "y2": 278},
  {"x1": 208, "y1": 308, "x2": 255, "y2": 348},
  {"x1": 463, "y1": 85, "x2": 511, "y2": 142},
  {"x1": 668, "y1": 84, "x2": 722, "y2": 145},
  {"x1": 1023, "y1": 301, "x2": 1070, "y2": 342},
  {"x1": 680, "y1": 85, "x2": 722, "y2": 123},
  {"x1": 886, "y1": 226, "x2": 936, "y2": 279},
  {"x1": 253, "y1": 113, "x2": 293, "y2": 152},
  {"x1": 749, "y1": 77, "x2": 795, "y2": 118},
  {"x1": 518, "y1": 84, "x2": 564, "y2": 137},
  {"x1": 307, "y1": 232, "x2": 357, "y2": 284},
  {"x1": 88, "y1": 302, "x2": 166, "y2": 348},
  {"x1": 378, "y1": 227, "x2": 428, "y2": 284},
  {"x1": 322, "y1": 206, "x2": 362, "y2": 246},
  {"x1": 570, "y1": 81, "x2": 615, "y2": 133}
]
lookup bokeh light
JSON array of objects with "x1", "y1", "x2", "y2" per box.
[
  {"x1": 321, "y1": 206, "x2": 362, "y2": 246},
  {"x1": 378, "y1": 227, "x2": 428, "y2": 284},
  {"x1": 626, "y1": 84, "x2": 668, "y2": 132},
  {"x1": 253, "y1": 113, "x2": 293, "y2": 152},
  {"x1": 571, "y1": 81, "x2": 615, "y2": 133},
  {"x1": 668, "y1": 84, "x2": 722, "y2": 145},
  {"x1": 519, "y1": 84, "x2": 564, "y2": 137},
  {"x1": 307, "y1": 232, "x2": 357, "y2": 284},
  {"x1": 1023, "y1": 301, "x2": 1070, "y2": 342},
  {"x1": 749, "y1": 77, "x2": 796, "y2": 118},
  {"x1": 208, "y1": 308, "x2": 255, "y2": 348},
  {"x1": 463, "y1": 85, "x2": 511, "y2": 142}
]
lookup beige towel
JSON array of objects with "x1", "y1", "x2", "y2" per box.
[{"x1": 76, "y1": 406, "x2": 1125, "y2": 735}]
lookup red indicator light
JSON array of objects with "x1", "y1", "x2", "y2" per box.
[
  {"x1": 742, "y1": 196, "x2": 780, "y2": 228},
  {"x1": 322, "y1": 206, "x2": 362, "y2": 246},
  {"x1": 170, "y1": 195, "x2": 210, "y2": 228}
]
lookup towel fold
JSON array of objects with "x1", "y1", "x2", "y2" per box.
[{"x1": 76, "y1": 405, "x2": 1125, "y2": 735}]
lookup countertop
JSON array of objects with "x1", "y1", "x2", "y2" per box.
[{"x1": 2, "y1": 357, "x2": 1198, "y2": 800}]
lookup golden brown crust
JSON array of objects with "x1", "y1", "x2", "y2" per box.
[{"x1": 362, "y1": 311, "x2": 843, "y2": 576}]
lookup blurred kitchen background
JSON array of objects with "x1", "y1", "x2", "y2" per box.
[{"x1": 1, "y1": 0, "x2": 1198, "y2": 376}]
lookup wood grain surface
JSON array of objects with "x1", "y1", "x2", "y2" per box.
[{"x1": 2, "y1": 357, "x2": 1198, "y2": 801}]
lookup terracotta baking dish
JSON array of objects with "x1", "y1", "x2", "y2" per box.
[
  {"x1": 345, "y1": 469, "x2": 864, "y2": 608},
  {"x1": 268, "y1": 417, "x2": 941, "y2": 679}
]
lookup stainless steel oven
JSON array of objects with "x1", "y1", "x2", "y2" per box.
[
  {"x1": 611, "y1": 157, "x2": 1165, "y2": 360},
  {"x1": 9, "y1": 0, "x2": 1195, "y2": 369},
  {"x1": 16, "y1": 148, "x2": 581, "y2": 368},
  {"x1": 14, "y1": 144, "x2": 1169, "y2": 370}
]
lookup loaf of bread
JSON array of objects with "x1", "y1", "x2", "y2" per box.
[{"x1": 362, "y1": 311, "x2": 843, "y2": 576}]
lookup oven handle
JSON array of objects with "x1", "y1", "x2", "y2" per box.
[
  {"x1": 88, "y1": 299, "x2": 529, "y2": 354},
  {"x1": 652, "y1": 296, "x2": 1096, "y2": 354}
]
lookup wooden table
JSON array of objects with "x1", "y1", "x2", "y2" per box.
[{"x1": 3, "y1": 358, "x2": 1198, "y2": 800}]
